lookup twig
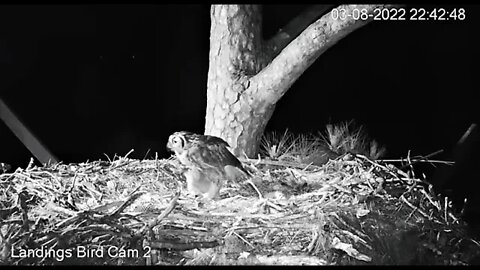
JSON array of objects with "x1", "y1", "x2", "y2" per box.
[
  {"x1": 109, "y1": 159, "x2": 136, "y2": 171},
  {"x1": 233, "y1": 231, "x2": 255, "y2": 249},
  {"x1": 109, "y1": 186, "x2": 144, "y2": 217},
  {"x1": 457, "y1": 123, "x2": 477, "y2": 145},
  {"x1": 341, "y1": 229, "x2": 372, "y2": 250},
  {"x1": 124, "y1": 149, "x2": 135, "y2": 159},
  {"x1": 48, "y1": 202, "x2": 77, "y2": 217},
  {"x1": 470, "y1": 238, "x2": 480, "y2": 248},
  {"x1": 145, "y1": 192, "x2": 180, "y2": 234},
  {"x1": 68, "y1": 172, "x2": 77, "y2": 193},
  {"x1": 104, "y1": 153, "x2": 112, "y2": 163},
  {"x1": 444, "y1": 197, "x2": 449, "y2": 225},
  {"x1": 149, "y1": 239, "x2": 220, "y2": 250},
  {"x1": 26, "y1": 158, "x2": 35, "y2": 171},
  {"x1": 53, "y1": 215, "x2": 77, "y2": 229},
  {"x1": 378, "y1": 159, "x2": 454, "y2": 166},
  {"x1": 240, "y1": 157, "x2": 321, "y2": 170},
  {"x1": 406, "y1": 150, "x2": 416, "y2": 178},
  {"x1": 247, "y1": 179, "x2": 263, "y2": 199},
  {"x1": 379, "y1": 149, "x2": 449, "y2": 170},
  {"x1": 142, "y1": 148, "x2": 151, "y2": 161},
  {"x1": 356, "y1": 154, "x2": 406, "y2": 183},
  {"x1": 266, "y1": 200, "x2": 284, "y2": 212},
  {"x1": 418, "y1": 188, "x2": 441, "y2": 211},
  {"x1": 307, "y1": 228, "x2": 319, "y2": 253},
  {"x1": 400, "y1": 195, "x2": 435, "y2": 222},
  {"x1": 364, "y1": 167, "x2": 375, "y2": 192},
  {"x1": 405, "y1": 205, "x2": 417, "y2": 223},
  {"x1": 330, "y1": 212, "x2": 368, "y2": 239},
  {"x1": 17, "y1": 190, "x2": 29, "y2": 230}
]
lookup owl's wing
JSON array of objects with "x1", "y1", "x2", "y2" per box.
[
  {"x1": 207, "y1": 143, "x2": 250, "y2": 175},
  {"x1": 187, "y1": 142, "x2": 249, "y2": 175},
  {"x1": 204, "y1": 135, "x2": 230, "y2": 148},
  {"x1": 217, "y1": 146, "x2": 251, "y2": 176},
  {"x1": 185, "y1": 145, "x2": 220, "y2": 170}
]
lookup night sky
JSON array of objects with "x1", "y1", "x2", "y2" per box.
[{"x1": 1, "y1": 5, "x2": 480, "y2": 217}]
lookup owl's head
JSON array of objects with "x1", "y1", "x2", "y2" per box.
[
  {"x1": 167, "y1": 131, "x2": 232, "y2": 154},
  {"x1": 167, "y1": 131, "x2": 197, "y2": 154}
]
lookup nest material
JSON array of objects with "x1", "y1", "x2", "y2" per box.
[{"x1": 0, "y1": 153, "x2": 479, "y2": 265}]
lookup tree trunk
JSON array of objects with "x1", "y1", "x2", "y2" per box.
[
  {"x1": 205, "y1": 5, "x2": 269, "y2": 157},
  {"x1": 205, "y1": 4, "x2": 390, "y2": 157}
]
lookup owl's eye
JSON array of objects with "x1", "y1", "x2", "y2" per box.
[{"x1": 172, "y1": 136, "x2": 185, "y2": 148}]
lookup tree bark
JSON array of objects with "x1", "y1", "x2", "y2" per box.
[{"x1": 205, "y1": 4, "x2": 389, "y2": 157}]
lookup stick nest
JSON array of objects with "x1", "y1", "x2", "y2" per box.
[{"x1": 1, "y1": 153, "x2": 479, "y2": 265}]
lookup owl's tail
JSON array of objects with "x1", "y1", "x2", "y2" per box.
[{"x1": 224, "y1": 165, "x2": 251, "y2": 181}]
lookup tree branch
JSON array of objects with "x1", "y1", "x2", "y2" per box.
[
  {"x1": 266, "y1": 5, "x2": 335, "y2": 57},
  {"x1": 250, "y1": 4, "x2": 390, "y2": 107}
]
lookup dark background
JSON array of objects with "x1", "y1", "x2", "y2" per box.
[{"x1": 1, "y1": 5, "x2": 479, "y2": 221}]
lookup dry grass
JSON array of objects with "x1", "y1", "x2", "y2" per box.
[
  {"x1": 319, "y1": 120, "x2": 386, "y2": 160},
  {"x1": 260, "y1": 130, "x2": 322, "y2": 164},
  {"x1": 260, "y1": 129, "x2": 296, "y2": 160},
  {"x1": 260, "y1": 121, "x2": 386, "y2": 166}
]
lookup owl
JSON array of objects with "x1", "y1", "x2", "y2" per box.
[{"x1": 167, "y1": 131, "x2": 250, "y2": 199}]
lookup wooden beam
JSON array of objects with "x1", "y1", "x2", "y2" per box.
[{"x1": 0, "y1": 97, "x2": 58, "y2": 165}]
